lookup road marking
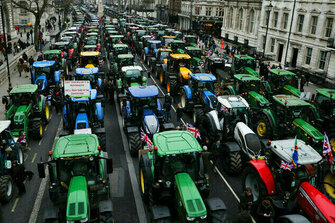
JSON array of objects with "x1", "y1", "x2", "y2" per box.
[
  {"x1": 28, "y1": 119, "x2": 63, "y2": 223},
  {"x1": 31, "y1": 153, "x2": 37, "y2": 163},
  {"x1": 38, "y1": 139, "x2": 43, "y2": 146},
  {"x1": 50, "y1": 114, "x2": 52, "y2": 119},
  {"x1": 24, "y1": 154, "x2": 28, "y2": 162},
  {"x1": 26, "y1": 147, "x2": 31, "y2": 151},
  {"x1": 115, "y1": 95, "x2": 148, "y2": 223},
  {"x1": 44, "y1": 125, "x2": 48, "y2": 131},
  {"x1": 11, "y1": 198, "x2": 19, "y2": 212}
]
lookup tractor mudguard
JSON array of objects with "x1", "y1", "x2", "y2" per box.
[
  {"x1": 206, "y1": 111, "x2": 222, "y2": 132},
  {"x1": 298, "y1": 182, "x2": 335, "y2": 223},
  {"x1": 205, "y1": 197, "x2": 227, "y2": 211},
  {"x1": 95, "y1": 103, "x2": 104, "y2": 121},
  {"x1": 223, "y1": 142, "x2": 241, "y2": 152},
  {"x1": 283, "y1": 85, "x2": 301, "y2": 97},
  {"x1": 248, "y1": 91, "x2": 269, "y2": 106},
  {"x1": 54, "y1": 71, "x2": 61, "y2": 82},
  {"x1": 262, "y1": 109, "x2": 276, "y2": 128},
  {"x1": 127, "y1": 126, "x2": 138, "y2": 134},
  {"x1": 94, "y1": 127, "x2": 105, "y2": 134},
  {"x1": 226, "y1": 85, "x2": 236, "y2": 95},
  {"x1": 144, "y1": 47, "x2": 149, "y2": 55},
  {"x1": 249, "y1": 159, "x2": 276, "y2": 195},
  {"x1": 43, "y1": 205, "x2": 59, "y2": 221},
  {"x1": 292, "y1": 119, "x2": 323, "y2": 141},
  {"x1": 150, "y1": 205, "x2": 171, "y2": 220},
  {"x1": 182, "y1": 85, "x2": 192, "y2": 99},
  {"x1": 99, "y1": 200, "x2": 113, "y2": 213}
]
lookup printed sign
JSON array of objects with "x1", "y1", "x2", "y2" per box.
[
  {"x1": 64, "y1": 81, "x2": 90, "y2": 97},
  {"x1": 74, "y1": 128, "x2": 92, "y2": 135}
]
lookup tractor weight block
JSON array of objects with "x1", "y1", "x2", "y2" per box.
[
  {"x1": 37, "y1": 163, "x2": 45, "y2": 178},
  {"x1": 162, "y1": 123, "x2": 175, "y2": 131},
  {"x1": 127, "y1": 126, "x2": 138, "y2": 134},
  {"x1": 205, "y1": 197, "x2": 227, "y2": 211},
  {"x1": 43, "y1": 206, "x2": 59, "y2": 221},
  {"x1": 151, "y1": 205, "x2": 171, "y2": 220},
  {"x1": 106, "y1": 158, "x2": 113, "y2": 174},
  {"x1": 99, "y1": 200, "x2": 113, "y2": 213}
]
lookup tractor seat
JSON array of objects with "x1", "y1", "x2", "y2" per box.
[{"x1": 244, "y1": 133, "x2": 262, "y2": 154}]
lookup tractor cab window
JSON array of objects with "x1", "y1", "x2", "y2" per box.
[
  {"x1": 120, "y1": 58, "x2": 133, "y2": 66},
  {"x1": 197, "y1": 81, "x2": 214, "y2": 92},
  {"x1": 241, "y1": 80, "x2": 260, "y2": 93},
  {"x1": 35, "y1": 67, "x2": 51, "y2": 78},
  {"x1": 161, "y1": 154, "x2": 197, "y2": 181},
  {"x1": 125, "y1": 70, "x2": 141, "y2": 79},
  {"x1": 159, "y1": 51, "x2": 170, "y2": 60},
  {"x1": 82, "y1": 56, "x2": 99, "y2": 67},
  {"x1": 115, "y1": 47, "x2": 128, "y2": 54},
  {"x1": 19, "y1": 94, "x2": 32, "y2": 105},
  {"x1": 44, "y1": 54, "x2": 58, "y2": 61},
  {"x1": 164, "y1": 38, "x2": 174, "y2": 46},
  {"x1": 150, "y1": 43, "x2": 161, "y2": 50},
  {"x1": 186, "y1": 37, "x2": 197, "y2": 44},
  {"x1": 190, "y1": 50, "x2": 202, "y2": 59}
]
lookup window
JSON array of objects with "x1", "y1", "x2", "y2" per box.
[
  {"x1": 283, "y1": 13, "x2": 289, "y2": 29},
  {"x1": 310, "y1": 16, "x2": 318, "y2": 35},
  {"x1": 297, "y1": 14, "x2": 304, "y2": 33},
  {"x1": 195, "y1": 7, "x2": 200, "y2": 15},
  {"x1": 270, "y1": 38, "x2": 275, "y2": 52},
  {"x1": 265, "y1": 11, "x2": 270, "y2": 26},
  {"x1": 216, "y1": 8, "x2": 219, "y2": 16},
  {"x1": 219, "y1": 8, "x2": 224, "y2": 17},
  {"x1": 319, "y1": 51, "x2": 327, "y2": 70},
  {"x1": 206, "y1": 7, "x2": 212, "y2": 16},
  {"x1": 249, "y1": 10, "x2": 255, "y2": 33},
  {"x1": 273, "y1": 12, "x2": 278, "y2": 28},
  {"x1": 20, "y1": 19, "x2": 28, "y2": 25},
  {"x1": 305, "y1": 47, "x2": 312, "y2": 65},
  {"x1": 325, "y1": 18, "x2": 334, "y2": 38},
  {"x1": 238, "y1": 9, "x2": 243, "y2": 30}
]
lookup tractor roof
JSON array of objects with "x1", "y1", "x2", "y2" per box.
[
  {"x1": 43, "y1": 50, "x2": 61, "y2": 55},
  {"x1": 172, "y1": 39, "x2": 185, "y2": 44},
  {"x1": 217, "y1": 95, "x2": 249, "y2": 109},
  {"x1": 128, "y1": 85, "x2": 158, "y2": 98},
  {"x1": 80, "y1": 51, "x2": 99, "y2": 57},
  {"x1": 153, "y1": 130, "x2": 202, "y2": 156},
  {"x1": 269, "y1": 69, "x2": 296, "y2": 76},
  {"x1": 185, "y1": 47, "x2": 202, "y2": 51},
  {"x1": 234, "y1": 74, "x2": 260, "y2": 81},
  {"x1": 234, "y1": 55, "x2": 255, "y2": 60},
  {"x1": 87, "y1": 32, "x2": 98, "y2": 35},
  {"x1": 316, "y1": 88, "x2": 335, "y2": 99},
  {"x1": 273, "y1": 95, "x2": 311, "y2": 107},
  {"x1": 109, "y1": 35, "x2": 124, "y2": 38},
  {"x1": 0, "y1": 120, "x2": 11, "y2": 133},
  {"x1": 185, "y1": 35, "x2": 196, "y2": 38},
  {"x1": 163, "y1": 35, "x2": 176, "y2": 39},
  {"x1": 117, "y1": 54, "x2": 134, "y2": 59},
  {"x1": 158, "y1": 48, "x2": 172, "y2": 52},
  {"x1": 53, "y1": 42, "x2": 69, "y2": 46},
  {"x1": 148, "y1": 40, "x2": 161, "y2": 44},
  {"x1": 113, "y1": 44, "x2": 128, "y2": 48},
  {"x1": 75, "y1": 67, "x2": 99, "y2": 75},
  {"x1": 10, "y1": 84, "x2": 38, "y2": 94},
  {"x1": 33, "y1": 61, "x2": 56, "y2": 68},
  {"x1": 83, "y1": 45, "x2": 97, "y2": 49},
  {"x1": 190, "y1": 73, "x2": 216, "y2": 82},
  {"x1": 121, "y1": 66, "x2": 143, "y2": 72},
  {"x1": 170, "y1": 54, "x2": 191, "y2": 60},
  {"x1": 53, "y1": 134, "x2": 100, "y2": 159}
]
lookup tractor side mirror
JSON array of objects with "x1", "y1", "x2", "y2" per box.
[
  {"x1": 106, "y1": 158, "x2": 113, "y2": 174},
  {"x1": 2, "y1": 96, "x2": 8, "y2": 105},
  {"x1": 37, "y1": 163, "x2": 45, "y2": 178}
]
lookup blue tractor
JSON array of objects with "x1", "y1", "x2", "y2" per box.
[
  {"x1": 143, "y1": 40, "x2": 161, "y2": 65},
  {"x1": 120, "y1": 85, "x2": 173, "y2": 157},
  {"x1": 74, "y1": 68, "x2": 104, "y2": 94},
  {"x1": 178, "y1": 73, "x2": 218, "y2": 124},
  {"x1": 62, "y1": 87, "x2": 106, "y2": 150}
]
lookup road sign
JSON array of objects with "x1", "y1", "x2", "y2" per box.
[{"x1": 64, "y1": 80, "x2": 90, "y2": 97}]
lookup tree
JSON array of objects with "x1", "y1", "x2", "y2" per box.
[{"x1": 10, "y1": 0, "x2": 53, "y2": 50}]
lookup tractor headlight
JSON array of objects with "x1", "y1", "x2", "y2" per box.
[
  {"x1": 186, "y1": 216, "x2": 195, "y2": 221},
  {"x1": 80, "y1": 218, "x2": 88, "y2": 222},
  {"x1": 312, "y1": 138, "x2": 319, "y2": 144},
  {"x1": 200, "y1": 215, "x2": 207, "y2": 219}
]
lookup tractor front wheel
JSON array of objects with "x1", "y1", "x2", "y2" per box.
[
  {"x1": 0, "y1": 175, "x2": 13, "y2": 204},
  {"x1": 192, "y1": 109, "x2": 204, "y2": 126},
  {"x1": 97, "y1": 133, "x2": 107, "y2": 151},
  {"x1": 222, "y1": 147, "x2": 242, "y2": 175},
  {"x1": 169, "y1": 79, "x2": 178, "y2": 96},
  {"x1": 43, "y1": 104, "x2": 51, "y2": 124},
  {"x1": 242, "y1": 167, "x2": 267, "y2": 203},
  {"x1": 139, "y1": 154, "x2": 153, "y2": 203},
  {"x1": 180, "y1": 91, "x2": 187, "y2": 109},
  {"x1": 322, "y1": 172, "x2": 335, "y2": 200},
  {"x1": 128, "y1": 133, "x2": 141, "y2": 157},
  {"x1": 256, "y1": 113, "x2": 273, "y2": 139},
  {"x1": 32, "y1": 120, "x2": 43, "y2": 139}
]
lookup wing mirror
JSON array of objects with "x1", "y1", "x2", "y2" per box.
[
  {"x1": 37, "y1": 163, "x2": 45, "y2": 178},
  {"x1": 2, "y1": 96, "x2": 8, "y2": 105}
]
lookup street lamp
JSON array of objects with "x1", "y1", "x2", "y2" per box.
[
  {"x1": 262, "y1": 1, "x2": 273, "y2": 58},
  {"x1": 0, "y1": 1, "x2": 11, "y2": 89}
]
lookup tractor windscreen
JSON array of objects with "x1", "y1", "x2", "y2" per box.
[
  {"x1": 151, "y1": 43, "x2": 161, "y2": 49},
  {"x1": 160, "y1": 51, "x2": 170, "y2": 59},
  {"x1": 81, "y1": 56, "x2": 99, "y2": 67},
  {"x1": 275, "y1": 75, "x2": 298, "y2": 88},
  {"x1": 87, "y1": 39, "x2": 97, "y2": 45},
  {"x1": 44, "y1": 54, "x2": 58, "y2": 61},
  {"x1": 197, "y1": 81, "x2": 214, "y2": 92},
  {"x1": 164, "y1": 38, "x2": 174, "y2": 45},
  {"x1": 120, "y1": 58, "x2": 134, "y2": 66},
  {"x1": 239, "y1": 80, "x2": 260, "y2": 93},
  {"x1": 161, "y1": 154, "x2": 197, "y2": 180},
  {"x1": 190, "y1": 50, "x2": 202, "y2": 59},
  {"x1": 137, "y1": 30, "x2": 146, "y2": 36},
  {"x1": 35, "y1": 67, "x2": 51, "y2": 77},
  {"x1": 187, "y1": 37, "x2": 196, "y2": 44},
  {"x1": 125, "y1": 70, "x2": 141, "y2": 78},
  {"x1": 245, "y1": 133, "x2": 261, "y2": 155},
  {"x1": 115, "y1": 47, "x2": 128, "y2": 54},
  {"x1": 173, "y1": 42, "x2": 185, "y2": 50}
]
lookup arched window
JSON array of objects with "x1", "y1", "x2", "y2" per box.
[
  {"x1": 249, "y1": 9, "x2": 255, "y2": 33},
  {"x1": 238, "y1": 9, "x2": 244, "y2": 30}
]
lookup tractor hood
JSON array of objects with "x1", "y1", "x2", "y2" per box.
[
  {"x1": 283, "y1": 85, "x2": 301, "y2": 97},
  {"x1": 193, "y1": 57, "x2": 201, "y2": 62},
  {"x1": 202, "y1": 90, "x2": 217, "y2": 110},
  {"x1": 245, "y1": 67, "x2": 259, "y2": 77},
  {"x1": 143, "y1": 109, "x2": 159, "y2": 135},
  {"x1": 130, "y1": 82, "x2": 141, "y2": 87},
  {"x1": 14, "y1": 105, "x2": 28, "y2": 123},
  {"x1": 180, "y1": 67, "x2": 192, "y2": 80},
  {"x1": 292, "y1": 119, "x2": 323, "y2": 141},
  {"x1": 174, "y1": 173, "x2": 207, "y2": 218},
  {"x1": 35, "y1": 75, "x2": 47, "y2": 91},
  {"x1": 248, "y1": 91, "x2": 269, "y2": 105},
  {"x1": 66, "y1": 176, "x2": 89, "y2": 221}
]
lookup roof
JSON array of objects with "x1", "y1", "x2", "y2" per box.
[
  {"x1": 113, "y1": 44, "x2": 128, "y2": 48},
  {"x1": 234, "y1": 74, "x2": 260, "y2": 81},
  {"x1": 121, "y1": 66, "x2": 143, "y2": 72},
  {"x1": 170, "y1": 54, "x2": 191, "y2": 60},
  {"x1": 117, "y1": 54, "x2": 134, "y2": 59},
  {"x1": 128, "y1": 85, "x2": 158, "y2": 98},
  {"x1": 53, "y1": 134, "x2": 100, "y2": 159},
  {"x1": 83, "y1": 45, "x2": 97, "y2": 49},
  {"x1": 190, "y1": 73, "x2": 216, "y2": 81},
  {"x1": 217, "y1": 95, "x2": 249, "y2": 108},
  {"x1": 163, "y1": 36, "x2": 176, "y2": 39},
  {"x1": 80, "y1": 51, "x2": 99, "y2": 57},
  {"x1": 33, "y1": 61, "x2": 56, "y2": 68},
  {"x1": 75, "y1": 68, "x2": 99, "y2": 75},
  {"x1": 185, "y1": 35, "x2": 196, "y2": 38},
  {"x1": 109, "y1": 35, "x2": 124, "y2": 38},
  {"x1": 153, "y1": 130, "x2": 202, "y2": 156},
  {"x1": 43, "y1": 50, "x2": 61, "y2": 55},
  {"x1": 234, "y1": 55, "x2": 255, "y2": 60},
  {"x1": 148, "y1": 40, "x2": 161, "y2": 44},
  {"x1": 0, "y1": 121, "x2": 11, "y2": 133},
  {"x1": 158, "y1": 48, "x2": 172, "y2": 52},
  {"x1": 273, "y1": 94, "x2": 311, "y2": 107},
  {"x1": 10, "y1": 84, "x2": 38, "y2": 94},
  {"x1": 172, "y1": 39, "x2": 185, "y2": 43},
  {"x1": 53, "y1": 42, "x2": 69, "y2": 46},
  {"x1": 185, "y1": 47, "x2": 202, "y2": 51},
  {"x1": 316, "y1": 88, "x2": 335, "y2": 99},
  {"x1": 269, "y1": 69, "x2": 296, "y2": 76}
]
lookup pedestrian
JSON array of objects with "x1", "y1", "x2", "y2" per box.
[
  {"x1": 256, "y1": 199, "x2": 275, "y2": 223},
  {"x1": 22, "y1": 52, "x2": 28, "y2": 61},
  {"x1": 103, "y1": 78, "x2": 109, "y2": 99},
  {"x1": 7, "y1": 42, "x2": 12, "y2": 54},
  {"x1": 300, "y1": 73, "x2": 306, "y2": 92},
  {"x1": 23, "y1": 60, "x2": 29, "y2": 78},
  {"x1": 176, "y1": 103, "x2": 183, "y2": 129},
  {"x1": 11, "y1": 160, "x2": 34, "y2": 196},
  {"x1": 30, "y1": 29, "x2": 33, "y2": 43},
  {"x1": 305, "y1": 72, "x2": 310, "y2": 86},
  {"x1": 26, "y1": 32, "x2": 30, "y2": 41},
  {"x1": 163, "y1": 93, "x2": 172, "y2": 123},
  {"x1": 13, "y1": 42, "x2": 17, "y2": 55},
  {"x1": 17, "y1": 60, "x2": 23, "y2": 77},
  {"x1": 108, "y1": 79, "x2": 114, "y2": 103},
  {"x1": 278, "y1": 63, "x2": 282, "y2": 69},
  {"x1": 231, "y1": 210, "x2": 253, "y2": 223},
  {"x1": 0, "y1": 59, "x2": 3, "y2": 67},
  {"x1": 201, "y1": 143, "x2": 212, "y2": 174},
  {"x1": 212, "y1": 40, "x2": 216, "y2": 51},
  {"x1": 239, "y1": 187, "x2": 254, "y2": 212}
]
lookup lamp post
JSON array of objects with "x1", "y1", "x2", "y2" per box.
[
  {"x1": 190, "y1": 0, "x2": 193, "y2": 31},
  {"x1": 262, "y1": 1, "x2": 273, "y2": 58},
  {"x1": 0, "y1": 1, "x2": 11, "y2": 89},
  {"x1": 284, "y1": 0, "x2": 297, "y2": 66}
]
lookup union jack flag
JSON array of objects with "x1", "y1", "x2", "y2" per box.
[
  {"x1": 119, "y1": 41, "x2": 124, "y2": 44},
  {"x1": 197, "y1": 37, "x2": 200, "y2": 48},
  {"x1": 18, "y1": 132, "x2": 27, "y2": 144},
  {"x1": 323, "y1": 133, "x2": 334, "y2": 164},
  {"x1": 280, "y1": 160, "x2": 293, "y2": 171},
  {"x1": 182, "y1": 35, "x2": 186, "y2": 42},
  {"x1": 150, "y1": 33, "x2": 155, "y2": 40},
  {"x1": 140, "y1": 128, "x2": 153, "y2": 149},
  {"x1": 187, "y1": 123, "x2": 201, "y2": 140},
  {"x1": 221, "y1": 104, "x2": 228, "y2": 112},
  {"x1": 207, "y1": 49, "x2": 213, "y2": 56}
]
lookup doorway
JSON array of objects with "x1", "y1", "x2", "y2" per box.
[
  {"x1": 277, "y1": 44, "x2": 284, "y2": 62},
  {"x1": 291, "y1": 48, "x2": 298, "y2": 67}
]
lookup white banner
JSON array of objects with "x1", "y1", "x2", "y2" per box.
[{"x1": 64, "y1": 81, "x2": 90, "y2": 97}]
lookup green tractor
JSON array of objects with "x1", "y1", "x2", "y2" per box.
[
  {"x1": 108, "y1": 43, "x2": 130, "y2": 63},
  {"x1": 2, "y1": 84, "x2": 50, "y2": 139},
  {"x1": 43, "y1": 50, "x2": 68, "y2": 76},
  {"x1": 184, "y1": 35, "x2": 197, "y2": 47},
  {"x1": 232, "y1": 55, "x2": 258, "y2": 77},
  {"x1": 139, "y1": 130, "x2": 227, "y2": 222},
  {"x1": 267, "y1": 69, "x2": 301, "y2": 97},
  {"x1": 185, "y1": 46, "x2": 205, "y2": 73},
  {"x1": 112, "y1": 54, "x2": 136, "y2": 79},
  {"x1": 116, "y1": 65, "x2": 147, "y2": 97},
  {"x1": 255, "y1": 94, "x2": 323, "y2": 151},
  {"x1": 106, "y1": 34, "x2": 124, "y2": 50},
  {"x1": 169, "y1": 39, "x2": 186, "y2": 54},
  {"x1": 37, "y1": 134, "x2": 114, "y2": 222}
]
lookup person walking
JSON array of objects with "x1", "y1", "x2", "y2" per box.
[
  {"x1": 17, "y1": 59, "x2": 23, "y2": 77},
  {"x1": 23, "y1": 60, "x2": 29, "y2": 78},
  {"x1": 108, "y1": 79, "x2": 114, "y2": 103},
  {"x1": 176, "y1": 103, "x2": 184, "y2": 129},
  {"x1": 256, "y1": 199, "x2": 275, "y2": 223},
  {"x1": 30, "y1": 29, "x2": 33, "y2": 44},
  {"x1": 163, "y1": 93, "x2": 172, "y2": 123},
  {"x1": 239, "y1": 187, "x2": 254, "y2": 212},
  {"x1": 22, "y1": 52, "x2": 28, "y2": 61},
  {"x1": 26, "y1": 32, "x2": 30, "y2": 42}
]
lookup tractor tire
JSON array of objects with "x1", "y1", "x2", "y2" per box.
[
  {"x1": 31, "y1": 120, "x2": 43, "y2": 139},
  {"x1": 128, "y1": 133, "x2": 141, "y2": 157},
  {"x1": 139, "y1": 154, "x2": 153, "y2": 203},
  {"x1": 322, "y1": 172, "x2": 335, "y2": 200},
  {"x1": 99, "y1": 211, "x2": 114, "y2": 223},
  {"x1": 256, "y1": 113, "x2": 273, "y2": 139},
  {"x1": 42, "y1": 104, "x2": 51, "y2": 125},
  {"x1": 192, "y1": 109, "x2": 204, "y2": 126},
  {"x1": 169, "y1": 79, "x2": 178, "y2": 96},
  {"x1": 222, "y1": 148, "x2": 242, "y2": 175},
  {"x1": 159, "y1": 71, "x2": 165, "y2": 86},
  {"x1": 211, "y1": 210, "x2": 228, "y2": 223},
  {"x1": 242, "y1": 167, "x2": 267, "y2": 203},
  {"x1": 180, "y1": 90, "x2": 188, "y2": 109},
  {"x1": 0, "y1": 175, "x2": 13, "y2": 204},
  {"x1": 97, "y1": 133, "x2": 107, "y2": 151}
]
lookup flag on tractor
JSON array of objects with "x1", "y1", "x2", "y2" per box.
[
  {"x1": 197, "y1": 37, "x2": 200, "y2": 48},
  {"x1": 18, "y1": 131, "x2": 27, "y2": 144},
  {"x1": 280, "y1": 160, "x2": 293, "y2": 171},
  {"x1": 323, "y1": 132, "x2": 334, "y2": 164},
  {"x1": 187, "y1": 123, "x2": 201, "y2": 140},
  {"x1": 220, "y1": 104, "x2": 228, "y2": 112},
  {"x1": 150, "y1": 33, "x2": 155, "y2": 40},
  {"x1": 292, "y1": 136, "x2": 299, "y2": 167},
  {"x1": 140, "y1": 128, "x2": 153, "y2": 149},
  {"x1": 119, "y1": 41, "x2": 123, "y2": 44},
  {"x1": 207, "y1": 49, "x2": 213, "y2": 56},
  {"x1": 182, "y1": 35, "x2": 186, "y2": 42}
]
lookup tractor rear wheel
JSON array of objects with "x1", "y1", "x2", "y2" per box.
[
  {"x1": 139, "y1": 154, "x2": 152, "y2": 203},
  {"x1": 43, "y1": 104, "x2": 51, "y2": 124},
  {"x1": 222, "y1": 148, "x2": 242, "y2": 175},
  {"x1": 192, "y1": 109, "x2": 204, "y2": 126},
  {"x1": 97, "y1": 133, "x2": 107, "y2": 151},
  {"x1": 180, "y1": 91, "x2": 187, "y2": 109},
  {"x1": 242, "y1": 167, "x2": 267, "y2": 203},
  {"x1": 99, "y1": 211, "x2": 114, "y2": 223},
  {"x1": 169, "y1": 79, "x2": 178, "y2": 96},
  {"x1": 256, "y1": 113, "x2": 273, "y2": 139},
  {"x1": 0, "y1": 175, "x2": 13, "y2": 203},
  {"x1": 129, "y1": 133, "x2": 141, "y2": 157},
  {"x1": 31, "y1": 120, "x2": 43, "y2": 139},
  {"x1": 322, "y1": 172, "x2": 335, "y2": 200}
]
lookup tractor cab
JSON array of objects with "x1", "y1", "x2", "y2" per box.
[
  {"x1": 108, "y1": 34, "x2": 124, "y2": 45},
  {"x1": 185, "y1": 47, "x2": 204, "y2": 71},
  {"x1": 189, "y1": 73, "x2": 217, "y2": 109},
  {"x1": 156, "y1": 48, "x2": 172, "y2": 63},
  {"x1": 116, "y1": 54, "x2": 135, "y2": 67},
  {"x1": 43, "y1": 50, "x2": 62, "y2": 61},
  {"x1": 268, "y1": 69, "x2": 300, "y2": 97},
  {"x1": 171, "y1": 30, "x2": 183, "y2": 39},
  {"x1": 232, "y1": 55, "x2": 258, "y2": 76},
  {"x1": 32, "y1": 61, "x2": 62, "y2": 94},
  {"x1": 147, "y1": 40, "x2": 161, "y2": 55},
  {"x1": 109, "y1": 43, "x2": 130, "y2": 61},
  {"x1": 75, "y1": 68, "x2": 103, "y2": 92},
  {"x1": 184, "y1": 35, "x2": 197, "y2": 47},
  {"x1": 161, "y1": 36, "x2": 176, "y2": 47},
  {"x1": 168, "y1": 53, "x2": 192, "y2": 81},
  {"x1": 83, "y1": 44, "x2": 99, "y2": 52},
  {"x1": 170, "y1": 39, "x2": 186, "y2": 54},
  {"x1": 79, "y1": 51, "x2": 102, "y2": 68},
  {"x1": 233, "y1": 74, "x2": 266, "y2": 95},
  {"x1": 120, "y1": 66, "x2": 146, "y2": 88}
]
